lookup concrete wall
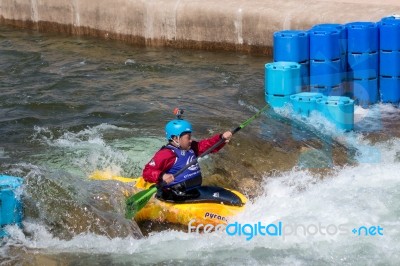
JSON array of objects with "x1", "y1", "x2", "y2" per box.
[{"x1": 0, "y1": 0, "x2": 399, "y2": 54}]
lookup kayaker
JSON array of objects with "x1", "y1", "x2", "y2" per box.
[{"x1": 142, "y1": 110, "x2": 232, "y2": 201}]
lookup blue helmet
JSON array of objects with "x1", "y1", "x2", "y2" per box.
[{"x1": 165, "y1": 119, "x2": 193, "y2": 140}]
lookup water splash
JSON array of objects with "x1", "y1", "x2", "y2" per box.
[{"x1": 30, "y1": 123, "x2": 163, "y2": 177}]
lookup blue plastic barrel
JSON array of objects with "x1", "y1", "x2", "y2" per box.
[
  {"x1": 310, "y1": 59, "x2": 342, "y2": 87},
  {"x1": 380, "y1": 50, "x2": 400, "y2": 77},
  {"x1": 347, "y1": 51, "x2": 379, "y2": 79},
  {"x1": 312, "y1": 24, "x2": 347, "y2": 55},
  {"x1": 316, "y1": 96, "x2": 354, "y2": 131},
  {"x1": 379, "y1": 19, "x2": 400, "y2": 51},
  {"x1": 346, "y1": 22, "x2": 379, "y2": 53},
  {"x1": 352, "y1": 78, "x2": 379, "y2": 107},
  {"x1": 265, "y1": 62, "x2": 301, "y2": 96},
  {"x1": 380, "y1": 76, "x2": 400, "y2": 103},
  {"x1": 310, "y1": 25, "x2": 347, "y2": 80},
  {"x1": 0, "y1": 175, "x2": 23, "y2": 237},
  {"x1": 381, "y1": 15, "x2": 400, "y2": 23},
  {"x1": 273, "y1": 30, "x2": 309, "y2": 62},
  {"x1": 309, "y1": 29, "x2": 341, "y2": 60},
  {"x1": 290, "y1": 92, "x2": 324, "y2": 117},
  {"x1": 310, "y1": 84, "x2": 344, "y2": 96},
  {"x1": 265, "y1": 94, "x2": 291, "y2": 108}
]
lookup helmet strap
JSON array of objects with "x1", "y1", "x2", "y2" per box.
[{"x1": 171, "y1": 137, "x2": 180, "y2": 148}]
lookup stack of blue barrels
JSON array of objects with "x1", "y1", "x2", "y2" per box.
[
  {"x1": 266, "y1": 16, "x2": 400, "y2": 131},
  {"x1": 347, "y1": 22, "x2": 379, "y2": 107},
  {"x1": 309, "y1": 25, "x2": 345, "y2": 96},
  {"x1": 379, "y1": 16, "x2": 400, "y2": 103},
  {"x1": 273, "y1": 30, "x2": 310, "y2": 90},
  {"x1": 0, "y1": 174, "x2": 23, "y2": 238}
]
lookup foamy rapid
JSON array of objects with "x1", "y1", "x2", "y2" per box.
[{"x1": 2, "y1": 108, "x2": 400, "y2": 265}]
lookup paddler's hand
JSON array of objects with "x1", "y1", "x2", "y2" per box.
[
  {"x1": 162, "y1": 173, "x2": 174, "y2": 184},
  {"x1": 222, "y1": 131, "x2": 232, "y2": 143}
]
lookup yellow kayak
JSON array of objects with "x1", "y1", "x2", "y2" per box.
[
  {"x1": 90, "y1": 170, "x2": 247, "y2": 227},
  {"x1": 133, "y1": 177, "x2": 247, "y2": 227}
]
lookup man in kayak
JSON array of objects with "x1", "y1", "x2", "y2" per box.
[{"x1": 142, "y1": 111, "x2": 232, "y2": 201}]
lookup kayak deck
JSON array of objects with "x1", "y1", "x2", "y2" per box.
[
  {"x1": 156, "y1": 186, "x2": 244, "y2": 206},
  {"x1": 135, "y1": 185, "x2": 247, "y2": 227}
]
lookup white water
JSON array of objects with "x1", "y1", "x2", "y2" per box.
[
  {"x1": 30, "y1": 123, "x2": 165, "y2": 178},
  {"x1": 2, "y1": 107, "x2": 400, "y2": 264}
]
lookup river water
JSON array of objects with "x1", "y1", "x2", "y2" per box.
[{"x1": 1, "y1": 24, "x2": 400, "y2": 265}]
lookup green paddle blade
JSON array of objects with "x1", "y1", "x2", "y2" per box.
[{"x1": 125, "y1": 186, "x2": 158, "y2": 219}]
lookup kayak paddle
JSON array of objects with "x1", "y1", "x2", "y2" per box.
[{"x1": 125, "y1": 104, "x2": 269, "y2": 219}]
